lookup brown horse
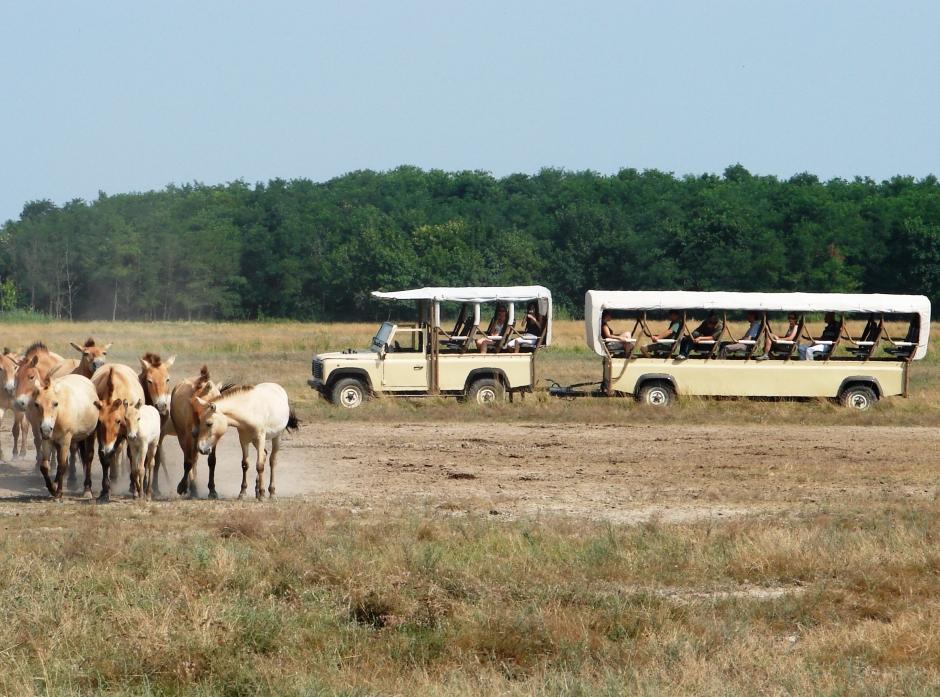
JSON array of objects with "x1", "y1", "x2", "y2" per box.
[
  {"x1": 91, "y1": 364, "x2": 146, "y2": 502},
  {"x1": 137, "y1": 353, "x2": 175, "y2": 493},
  {"x1": 33, "y1": 374, "x2": 98, "y2": 499},
  {"x1": 70, "y1": 338, "x2": 111, "y2": 378},
  {"x1": 165, "y1": 366, "x2": 227, "y2": 498},
  {"x1": 0, "y1": 349, "x2": 30, "y2": 459}
]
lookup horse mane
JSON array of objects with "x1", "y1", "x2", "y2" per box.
[
  {"x1": 105, "y1": 367, "x2": 116, "y2": 400},
  {"x1": 194, "y1": 365, "x2": 211, "y2": 390},
  {"x1": 83, "y1": 337, "x2": 97, "y2": 348},
  {"x1": 208, "y1": 384, "x2": 254, "y2": 402},
  {"x1": 2, "y1": 347, "x2": 10, "y2": 356},
  {"x1": 24, "y1": 341, "x2": 48, "y2": 356},
  {"x1": 142, "y1": 352, "x2": 162, "y2": 367}
]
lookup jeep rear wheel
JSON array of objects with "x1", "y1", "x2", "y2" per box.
[
  {"x1": 839, "y1": 384, "x2": 877, "y2": 411},
  {"x1": 467, "y1": 378, "x2": 505, "y2": 405},
  {"x1": 637, "y1": 381, "x2": 675, "y2": 408},
  {"x1": 331, "y1": 378, "x2": 369, "y2": 409}
]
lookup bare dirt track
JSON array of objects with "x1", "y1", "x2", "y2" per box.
[{"x1": 3, "y1": 421, "x2": 934, "y2": 521}]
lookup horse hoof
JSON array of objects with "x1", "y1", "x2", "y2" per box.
[
  {"x1": 208, "y1": 490, "x2": 219, "y2": 500},
  {"x1": 97, "y1": 493, "x2": 111, "y2": 504}
]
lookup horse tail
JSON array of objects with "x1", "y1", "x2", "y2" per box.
[{"x1": 287, "y1": 410, "x2": 300, "y2": 432}]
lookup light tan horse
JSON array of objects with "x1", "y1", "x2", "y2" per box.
[
  {"x1": 194, "y1": 383, "x2": 298, "y2": 500},
  {"x1": 0, "y1": 349, "x2": 30, "y2": 459},
  {"x1": 91, "y1": 364, "x2": 146, "y2": 502},
  {"x1": 13, "y1": 342, "x2": 77, "y2": 466},
  {"x1": 125, "y1": 403, "x2": 161, "y2": 500},
  {"x1": 165, "y1": 366, "x2": 229, "y2": 498},
  {"x1": 33, "y1": 374, "x2": 98, "y2": 499},
  {"x1": 69, "y1": 338, "x2": 111, "y2": 378}
]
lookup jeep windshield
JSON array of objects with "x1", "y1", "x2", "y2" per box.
[{"x1": 370, "y1": 322, "x2": 395, "y2": 352}]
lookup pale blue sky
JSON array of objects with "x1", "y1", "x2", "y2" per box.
[{"x1": 2, "y1": 1, "x2": 938, "y2": 222}]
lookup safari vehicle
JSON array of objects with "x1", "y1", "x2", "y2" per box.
[
  {"x1": 308, "y1": 286, "x2": 552, "y2": 407},
  {"x1": 550, "y1": 290, "x2": 930, "y2": 410}
]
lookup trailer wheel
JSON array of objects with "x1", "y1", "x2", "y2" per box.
[
  {"x1": 331, "y1": 378, "x2": 369, "y2": 409},
  {"x1": 637, "y1": 381, "x2": 675, "y2": 408},
  {"x1": 467, "y1": 378, "x2": 505, "y2": 405},
  {"x1": 839, "y1": 384, "x2": 877, "y2": 411}
]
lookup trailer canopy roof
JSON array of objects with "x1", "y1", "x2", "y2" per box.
[
  {"x1": 585, "y1": 290, "x2": 931, "y2": 359},
  {"x1": 373, "y1": 286, "x2": 553, "y2": 345}
]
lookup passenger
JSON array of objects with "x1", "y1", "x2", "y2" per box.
[
  {"x1": 475, "y1": 304, "x2": 509, "y2": 353},
  {"x1": 676, "y1": 312, "x2": 723, "y2": 360},
  {"x1": 718, "y1": 311, "x2": 762, "y2": 358},
  {"x1": 600, "y1": 310, "x2": 636, "y2": 354},
  {"x1": 756, "y1": 313, "x2": 800, "y2": 360},
  {"x1": 799, "y1": 312, "x2": 840, "y2": 361},
  {"x1": 508, "y1": 302, "x2": 544, "y2": 353},
  {"x1": 640, "y1": 310, "x2": 682, "y2": 357}
]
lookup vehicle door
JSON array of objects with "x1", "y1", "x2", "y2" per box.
[{"x1": 380, "y1": 326, "x2": 429, "y2": 390}]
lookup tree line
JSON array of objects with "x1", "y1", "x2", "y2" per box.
[{"x1": 2, "y1": 164, "x2": 939, "y2": 321}]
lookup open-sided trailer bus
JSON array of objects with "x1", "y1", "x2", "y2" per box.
[
  {"x1": 309, "y1": 286, "x2": 552, "y2": 407},
  {"x1": 550, "y1": 290, "x2": 930, "y2": 410}
]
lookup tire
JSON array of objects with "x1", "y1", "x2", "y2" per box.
[
  {"x1": 466, "y1": 378, "x2": 505, "y2": 405},
  {"x1": 637, "y1": 380, "x2": 675, "y2": 408},
  {"x1": 331, "y1": 378, "x2": 369, "y2": 409},
  {"x1": 839, "y1": 384, "x2": 877, "y2": 411}
]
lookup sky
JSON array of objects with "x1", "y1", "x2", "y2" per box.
[{"x1": 2, "y1": 1, "x2": 938, "y2": 222}]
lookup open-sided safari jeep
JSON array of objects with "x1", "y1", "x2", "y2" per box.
[{"x1": 308, "y1": 286, "x2": 553, "y2": 408}]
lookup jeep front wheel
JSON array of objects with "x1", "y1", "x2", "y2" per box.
[
  {"x1": 331, "y1": 378, "x2": 369, "y2": 409},
  {"x1": 467, "y1": 378, "x2": 505, "y2": 405}
]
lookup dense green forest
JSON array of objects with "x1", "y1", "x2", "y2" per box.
[{"x1": 2, "y1": 165, "x2": 939, "y2": 320}]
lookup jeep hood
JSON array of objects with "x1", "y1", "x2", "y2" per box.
[{"x1": 315, "y1": 350, "x2": 375, "y2": 360}]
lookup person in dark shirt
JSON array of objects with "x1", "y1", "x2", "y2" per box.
[
  {"x1": 676, "y1": 313, "x2": 723, "y2": 360},
  {"x1": 799, "y1": 312, "x2": 840, "y2": 360}
]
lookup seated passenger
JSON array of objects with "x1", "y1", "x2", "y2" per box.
[
  {"x1": 508, "y1": 302, "x2": 545, "y2": 353},
  {"x1": 756, "y1": 313, "x2": 800, "y2": 360},
  {"x1": 600, "y1": 310, "x2": 635, "y2": 354},
  {"x1": 799, "y1": 312, "x2": 840, "y2": 361},
  {"x1": 640, "y1": 310, "x2": 682, "y2": 357},
  {"x1": 676, "y1": 312, "x2": 723, "y2": 360},
  {"x1": 718, "y1": 311, "x2": 762, "y2": 358},
  {"x1": 475, "y1": 304, "x2": 508, "y2": 353}
]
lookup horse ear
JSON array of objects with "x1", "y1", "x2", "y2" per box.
[
  {"x1": 135, "y1": 399, "x2": 142, "y2": 409},
  {"x1": 103, "y1": 343, "x2": 112, "y2": 352},
  {"x1": 43, "y1": 376, "x2": 52, "y2": 389},
  {"x1": 29, "y1": 355, "x2": 39, "y2": 367},
  {"x1": 165, "y1": 355, "x2": 176, "y2": 367},
  {"x1": 94, "y1": 400, "x2": 103, "y2": 411},
  {"x1": 139, "y1": 357, "x2": 151, "y2": 370},
  {"x1": 195, "y1": 397, "x2": 208, "y2": 408},
  {"x1": 70, "y1": 342, "x2": 83, "y2": 353},
  {"x1": 112, "y1": 398, "x2": 123, "y2": 409},
  {"x1": 122, "y1": 399, "x2": 129, "y2": 408},
  {"x1": 10, "y1": 356, "x2": 21, "y2": 367}
]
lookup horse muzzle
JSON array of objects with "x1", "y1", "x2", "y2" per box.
[{"x1": 197, "y1": 442, "x2": 212, "y2": 456}]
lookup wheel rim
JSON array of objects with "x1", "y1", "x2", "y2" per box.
[
  {"x1": 476, "y1": 386, "x2": 498, "y2": 404},
  {"x1": 647, "y1": 388, "x2": 668, "y2": 406},
  {"x1": 340, "y1": 387, "x2": 363, "y2": 408},
  {"x1": 849, "y1": 392, "x2": 870, "y2": 410}
]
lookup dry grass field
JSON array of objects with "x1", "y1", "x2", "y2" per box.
[{"x1": 0, "y1": 320, "x2": 939, "y2": 695}]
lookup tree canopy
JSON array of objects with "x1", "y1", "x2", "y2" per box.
[{"x1": 2, "y1": 165, "x2": 939, "y2": 320}]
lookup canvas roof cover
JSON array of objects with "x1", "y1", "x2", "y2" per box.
[
  {"x1": 585, "y1": 290, "x2": 931, "y2": 360},
  {"x1": 372, "y1": 286, "x2": 553, "y2": 345}
]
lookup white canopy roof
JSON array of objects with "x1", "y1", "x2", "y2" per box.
[
  {"x1": 585, "y1": 290, "x2": 931, "y2": 359},
  {"x1": 373, "y1": 286, "x2": 553, "y2": 345},
  {"x1": 372, "y1": 286, "x2": 552, "y2": 303}
]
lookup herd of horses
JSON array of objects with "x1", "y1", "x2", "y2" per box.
[{"x1": 0, "y1": 339, "x2": 299, "y2": 501}]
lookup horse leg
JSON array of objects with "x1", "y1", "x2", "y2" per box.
[
  {"x1": 128, "y1": 441, "x2": 142, "y2": 500},
  {"x1": 39, "y1": 439, "x2": 55, "y2": 496},
  {"x1": 268, "y1": 436, "x2": 279, "y2": 499},
  {"x1": 78, "y1": 435, "x2": 94, "y2": 499},
  {"x1": 176, "y1": 433, "x2": 194, "y2": 497},
  {"x1": 237, "y1": 432, "x2": 251, "y2": 500},
  {"x1": 0, "y1": 408, "x2": 6, "y2": 461},
  {"x1": 12, "y1": 412, "x2": 22, "y2": 457},
  {"x1": 152, "y1": 439, "x2": 163, "y2": 496},
  {"x1": 98, "y1": 435, "x2": 112, "y2": 503},
  {"x1": 143, "y1": 443, "x2": 157, "y2": 501},
  {"x1": 207, "y1": 445, "x2": 218, "y2": 499},
  {"x1": 67, "y1": 448, "x2": 77, "y2": 487},
  {"x1": 254, "y1": 434, "x2": 267, "y2": 500},
  {"x1": 53, "y1": 437, "x2": 73, "y2": 500}
]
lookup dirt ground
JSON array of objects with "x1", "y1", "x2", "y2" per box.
[{"x1": 1, "y1": 420, "x2": 936, "y2": 521}]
